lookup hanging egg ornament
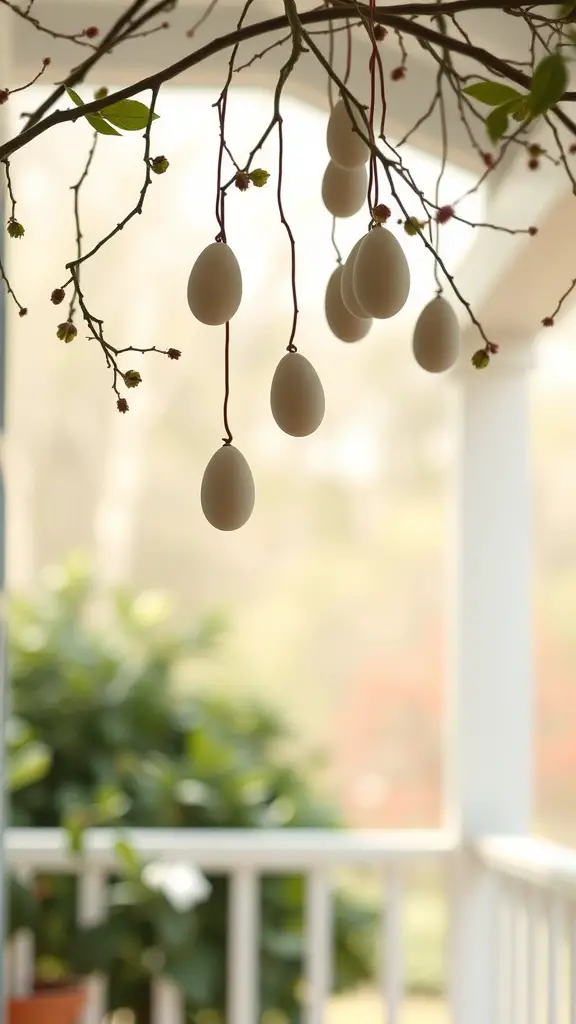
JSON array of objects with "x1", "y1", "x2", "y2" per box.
[
  {"x1": 201, "y1": 445, "x2": 255, "y2": 531},
  {"x1": 325, "y1": 266, "x2": 372, "y2": 343},
  {"x1": 326, "y1": 99, "x2": 369, "y2": 170},
  {"x1": 353, "y1": 225, "x2": 410, "y2": 319},
  {"x1": 321, "y1": 161, "x2": 368, "y2": 219},
  {"x1": 412, "y1": 295, "x2": 460, "y2": 373},
  {"x1": 187, "y1": 242, "x2": 242, "y2": 326},
  {"x1": 270, "y1": 352, "x2": 325, "y2": 437},
  {"x1": 340, "y1": 236, "x2": 370, "y2": 319}
]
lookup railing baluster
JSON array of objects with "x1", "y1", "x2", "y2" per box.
[
  {"x1": 78, "y1": 866, "x2": 107, "y2": 1024},
  {"x1": 151, "y1": 976, "x2": 184, "y2": 1024},
  {"x1": 9, "y1": 931, "x2": 34, "y2": 1000},
  {"x1": 498, "y1": 880, "x2": 510, "y2": 1024},
  {"x1": 514, "y1": 883, "x2": 527, "y2": 1024},
  {"x1": 380, "y1": 866, "x2": 404, "y2": 1024},
  {"x1": 305, "y1": 869, "x2": 332, "y2": 1024},
  {"x1": 227, "y1": 869, "x2": 259, "y2": 1024},
  {"x1": 547, "y1": 895, "x2": 563, "y2": 1024},
  {"x1": 526, "y1": 886, "x2": 537, "y2": 1024},
  {"x1": 565, "y1": 913, "x2": 569, "y2": 1024},
  {"x1": 10, "y1": 869, "x2": 34, "y2": 998},
  {"x1": 510, "y1": 882, "x2": 519, "y2": 1024}
]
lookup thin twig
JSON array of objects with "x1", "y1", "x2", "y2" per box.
[
  {"x1": 277, "y1": 118, "x2": 299, "y2": 353},
  {"x1": 0, "y1": 0, "x2": 98, "y2": 47},
  {"x1": 212, "y1": 0, "x2": 256, "y2": 441},
  {"x1": 62, "y1": 88, "x2": 161, "y2": 404},
  {"x1": 2, "y1": 159, "x2": 18, "y2": 221},
  {"x1": 213, "y1": 0, "x2": 256, "y2": 239},
  {"x1": 433, "y1": 18, "x2": 450, "y2": 291},
  {"x1": 2, "y1": 57, "x2": 50, "y2": 99},
  {"x1": 222, "y1": 321, "x2": 233, "y2": 444},
  {"x1": 187, "y1": 0, "x2": 220, "y2": 38},
  {"x1": 63, "y1": 87, "x2": 159, "y2": 283},
  {"x1": 67, "y1": 132, "x2": 98, "y2": 321},
  {"x1": 222, "y1": 0, "x2": 305, "y2": 190},
  {"x1": 0, "y1": 256, "x2": 27, "y2": 316},
  {"x1": 542, "y1": 277, "x2": 576, "y2": 325}
]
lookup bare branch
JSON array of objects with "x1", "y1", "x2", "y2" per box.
[
  {"x1": 67, "y1": 132, "x2": 99, "y2": 322},
  {"x1": 0, "y1": 0, "x2": 99, "y2": 48},
  {"x1": 4, "y1": 2, "x2": 576, "y2": 165}
]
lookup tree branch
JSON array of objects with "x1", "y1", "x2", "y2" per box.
[{"x1": 2, "y1": 0, "x2": 576, "y2": 164}]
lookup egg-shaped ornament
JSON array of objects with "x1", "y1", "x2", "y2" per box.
[
  {"x1": 340, "y1": 236, "x2": 370, "y2": 319},
  {"x1": 270, "y1": 352, "x2": 325, "y2": 437},
  {"x1": 412, "y1": 295, "x2": 460, "y2": 373},
  {"x1": 187, "y1": 242, "x2": 242, "y2": 326},
  {"x1": 321, "y1": 161, "x2": 367, "y2": 219},
  {"x1": 201, "y1": 444, "x2": 255, "y2": 531},
  {"x1": 353, "y1": 225, "x2": 410, "y2": 319},
  {"x1": 325, "y1": 266, "x2": 372, "y2": 343},
  {"x1": 326, "y1": 99, "x2": 369, "y2": 170}
]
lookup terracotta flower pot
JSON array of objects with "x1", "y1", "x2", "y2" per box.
[{"x1": 8, "y1": 984, "x2": 86, "y2": 1024}]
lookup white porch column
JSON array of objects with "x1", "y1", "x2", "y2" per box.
[{"x1": 447, "y1": 336, "x2": 534, "y2": 1024}]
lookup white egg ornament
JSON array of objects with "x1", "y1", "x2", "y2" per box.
[
  {"x1": 353, "y1": 225, "x2": 410, "y2": 319},
  {"x1": 326, "y1": 99, "x2": 369, "y2": 170},
  {"x1": 321, "y1": 161, "x2": 367, "y2": 219},
  {"x1": 340, "y1": 237, "x2": 370, "y2": 319},
  {"x1": 412, "y1": 295, "x2": 460, "y2": 373},
  {"x1": 187, "y1": 242, "x2": 242, "y2": 326},
  {"x1": 325, "y1": 266, "x2": 372, "y2": 343},
  {"x1": 201, "y1": 444, "x2": 255, "y2": 531},
  {"x1": 270, "y1": 352, "x2": 325, "y2": 437}
]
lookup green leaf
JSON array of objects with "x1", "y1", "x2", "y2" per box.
[
  {"x1": 93, "y1": 783, "x2": 131, "y2": 822},
  {"x1": 188, "y1": 728, "x2": 232, "y2": 773},
  {"x1": 510, "y1": 97, "x2": 530, "y2": 122},
  {"x1": 98, "y1": 99, "x2": 159, "y2": 132},
  {"x1": 67, "y1": 87, "x2": 121, "y2": 135},
  {"x1": 9, "y1": 876, "x2": 37, "y2": 935},
  {"x1": 463, "y1": 81, "x2": 523, "y2": 106},
  {"x1": 85, "y1": 114, "x2": 121, "y2": 136},
  {"x1": 114, "y1": 837, "x2": 142, "y2": 878},
  {"x1": 486, "y1": 104, "x2": 511, "y2": 143},
  {"x1": 71, "y1": 920, "x2": 126, "y2": 975},
  {"x1": 262, "y1": 928, "x2": 304, "y2": 961},
  {"x1": 165, "y1": 945, "x2": 221, "y2": 1004},
  {"x1": 64, "y1": 814, "x2": 85, "y2": 854},
  {"x1": 66, "y1": 87, "x2": 84, "y2": 107},
  {"x1": 36, "y1": 956, "x2": 68, "y2": 983},
  {"x1": 8, "y1": 742, "x2": 52, "y2": 792},
  {"x1": 529, "y1": 52, "x2": 568, "y2": 117},
  {"x1": 155, "y1": 905, "x2": 197, "y2": 950}
]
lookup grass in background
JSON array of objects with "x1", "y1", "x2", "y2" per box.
[
  {"x1": 403, "y1": 884, "x2": 446, "y2": 995},
  {"x1": 329, "y1": 993, "x2": 446, "y2": 1024},
  {"x1": 328, "y1": 880, "x2": 447, "y2": 1024},
  {"x1": 338, "y1": 870, "x2": 447, "y2": 995}
]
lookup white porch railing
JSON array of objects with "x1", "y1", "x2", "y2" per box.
[
  {"x1": 478, "y1": 836, "x2": 576, "y2": 1024},
  {"x1": 7, "y1": 827, "x2": 454, "y2": 1024},
  {"x1": 6, "y1": 828, "x2": 576, "y2": 1024}
]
